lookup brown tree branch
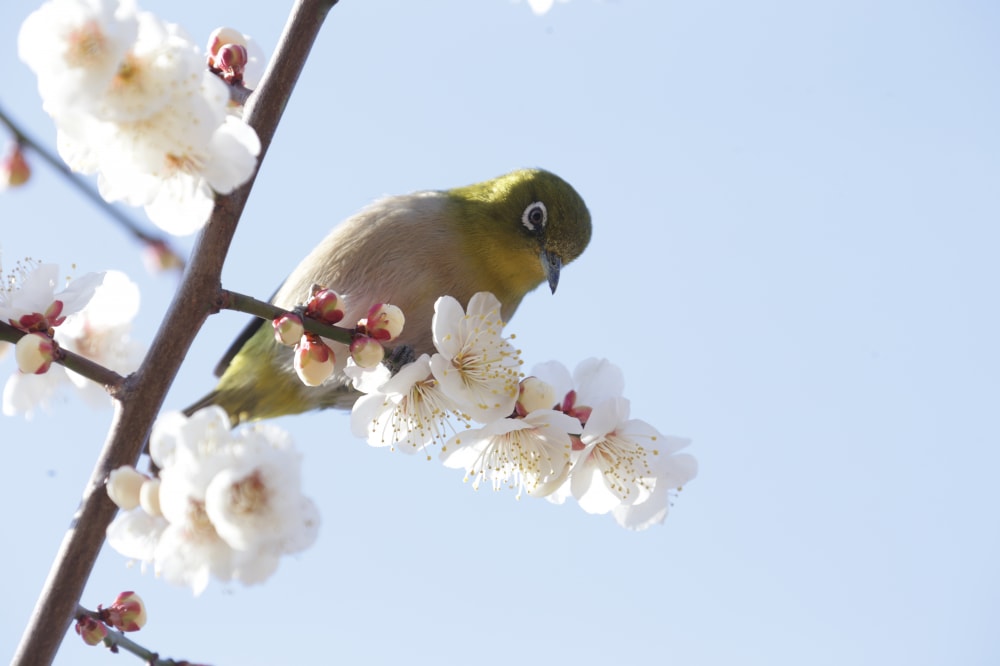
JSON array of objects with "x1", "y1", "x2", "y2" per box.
[{"x1": 10, "y1": 1, "x2": 339, "y2": 663}]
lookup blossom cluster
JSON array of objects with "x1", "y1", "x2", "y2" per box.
[
  {"x1": 346, "y1": 292, "x2": 697, "y2": 530},
  {"x1": 271, "y1": 287, "x2": 406, "y2": 387},
  {"x1": 0, "y1": 253, "x2": 143, "y2": 418},
  {"x1": 107, "y1": 406, "x2": 319, "y2": 595},
  {"x1": 75, "y1": 590, "x2": 147, "y2": 646},
  {"x1": 17, "y1": 0, "x2": 261, "y2": 235}
]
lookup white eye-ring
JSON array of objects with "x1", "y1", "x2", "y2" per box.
[{"x1": 521, "y1": 201, "x2": 548, "y2": 232}]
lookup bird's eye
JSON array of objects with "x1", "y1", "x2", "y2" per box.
[{"x1": 521, "y1": 201, "x2": 548, "y2": 233}]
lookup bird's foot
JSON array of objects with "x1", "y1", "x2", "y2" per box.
[{"x1": 384, "y1": 344, "x2": 416, "y2": 375}]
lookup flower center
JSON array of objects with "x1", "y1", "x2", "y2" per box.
[
  {"x1": 66, "y1": 21, "x2": 108, "y2": 68},
  {"x1": 227, "y1": 470, "x2": 268, "y2": 515}
]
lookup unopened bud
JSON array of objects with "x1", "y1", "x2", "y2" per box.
[
  {"x1": 15, "y1": 332, "x2": 56, "y2": 374},
  {"x1": 75, "y1": 616, "x2": 107, "y2": 646},
  {"x1": 294, "y1": 334, "x2": 335, "y2": 386},
  {"x1": 365, "y1": 303, "x2": 404, "y2": 342},
  {"x1": 141, "y1": 241, "x2": 184, "y2": 274},
  {"x1": 106, "y1": 466, "x2": 148, "y2": 511},
  {"x1": 104, "y1": 591, "x2": 147, "y2": 632},
  {"x1": 517, "y1": 376, "x2": 557, "y2": 416},
  {"x1": 273, "y1": 312, "x2": 304, "y2": 346},
  {"x1": 0, "y1": 144, "x2": 31, "y2": 189},
  {"x1": 306, "y1": 288, "x2": 345, "y2": 325},
  {"x1": 209, "y1": 43, "x2": 248, "y2": 84},
  {"x1": 206, "y1": 27, "x2": 247, "y2": 56},
  {"x1": 139, "y1": 478, "x2": 162, "y2": 517},
  {"x1": 350, "y1": 335, "x2": 385, "y2": 369}
]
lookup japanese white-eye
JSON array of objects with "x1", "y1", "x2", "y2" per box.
[{"x1": 188, "y1": 168, "x2": 591, "y2": 423}]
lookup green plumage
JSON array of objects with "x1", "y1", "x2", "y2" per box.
[{"x1": 189, "y1": 168, "x2": 591, "y2": 424}]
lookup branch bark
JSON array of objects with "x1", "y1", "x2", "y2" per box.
[{"x1": 10, "y1": 1, "x2": 338, "y2": 663}]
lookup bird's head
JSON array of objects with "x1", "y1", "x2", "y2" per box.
[{"x1": 449, "y1": 168, "x2": 592, "y2": 300}]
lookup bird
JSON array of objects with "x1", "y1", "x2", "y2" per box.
[{"x1": 186, "y1": 168, "x2": 592, "y2": 424}]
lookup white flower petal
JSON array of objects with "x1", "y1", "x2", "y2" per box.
[
  {"x1": 2, "y1": 368, "x2": 66, "y2": 418},
  {"x1": 202, "y1": 116, "x2": 260, "y2": 194}
]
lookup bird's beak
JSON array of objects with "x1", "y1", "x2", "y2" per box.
[{"x1": 540, "y1": 249, "x2": 562, "y2": 294}]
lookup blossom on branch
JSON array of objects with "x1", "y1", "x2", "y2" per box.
[
  {"x1": 349, "y1": 354, "x2": 463, "y2": 455},
  {"x1": 107, "y1": 407, "x2": 319, "y2": 595},
  {"x1": 429, "y1": 291, "x2": 522, "y2": 423},
  {"x1": 2, "y1": 267, "x2": 143, "y2": 418},
  {"x1": 18, "y1": 0, "x2": 262, "y2": 235},
  {"x1": 533, "y1": 358, "x2": 698, "y2": 530},
  {"x1": 441, "y1": 407, "x2": 580, "y2": 498},
  {"x1": 346, "y1": 291, "x2": 697, "y2": 529}
]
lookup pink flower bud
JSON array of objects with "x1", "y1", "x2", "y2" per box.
[
  {"x1": 75, "y1": 616, "x2": 107, "y2": 646},
  {"x1": 103, "y1": 591, "x2": 147, "y2": 632},
  {"x1": 0, "y1": 144, "x2": 31, "y2": 190},
  {"x1": 306, "y1": 288, "x2": 345, "y2": 325},
  {"x1": 206, "y1": 27, "x2": 247, "y2": 56},
  {"x1": 209, "y1": 43, "x2": 248, "y2": 84},
  {"x1": 15, "y1": 332, "x2": 56, "y2": 374},
  {"x1": 516, "y1": 376, "x2": 557, "y2": 416},
  {"x1": 350, "y1": 335, "x2": 385, "y2": 369},
  {"x1": 294, "y1": 334, "x2": 335, "y2": 386},
  {"x1": 365, "y1": 303, "x2": 404, "y2": 342},
  {"x1": 106, "y1": 466, "x2": 148, "y2": 511},
  {"x1": 272, "y1": 312, "x2": 304, "y2": 346}
]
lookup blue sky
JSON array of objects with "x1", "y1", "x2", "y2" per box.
[{"x1": 2, "y1": 1, "x2": 999, "y2": 664}]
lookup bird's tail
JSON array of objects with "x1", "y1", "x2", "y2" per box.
[{"x1": 182, "y1": 390, "x2": 222, "y2": 418}]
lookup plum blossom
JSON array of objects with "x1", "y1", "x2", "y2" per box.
[
  {"x1": 0, "y1": 258, "x2": 103, "y2": 333},
  {"x1": 18, "y1": 0, "x2": 262, "y2": 235},
  {"x1": 344, "y1": 292, "x2": 696, "y2": 529},
  {"x1": 3, "y1": 269, "x2": 143, "y2": 418},
  {"x1": 531, "y1": 358, "x2": 697, "y2": 529},
  {"x1": 441, "y1": 408, "x2": 580, "y2": 498},
  {"x1": 349, "y1": 354, "x2": 462, "y2": 455},
  {"x1": 429, "y1": 292, "x2": 522, "y2": 422},
  {"x1": 18, "y1": 0, "x2": 140, "y2": 115},
  {"x1": 106, "y1": 407, "x2": 319, "y2": 594},
  {"x1": 574, "y1": 396, "x2": 697, "y2": 530}
]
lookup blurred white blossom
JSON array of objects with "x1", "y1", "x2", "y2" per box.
[
  {"x1": 18, "y1": 0, "x2": 261, "y2": 235},
  {"x1": 3, "y1": 269, "x2": 143, "y2": 418},
  {"x1": 519, "y1": 0, "x2": 570, "y2": 16},
  {"x1": 107, "y1": 407, "x2": 319, "y2": 594}
]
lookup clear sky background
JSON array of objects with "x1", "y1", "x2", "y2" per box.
[{"x1": 1, "y1": 1, "x2": 999, "y2": 664}]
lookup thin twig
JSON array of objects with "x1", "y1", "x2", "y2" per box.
[
  {"x1": 218, "y1": 287, "x2": 354, "y2": 345},
  {"x1": 75, "y1": 605, "x2": 201, "y2": 666},
  {"x1": 0, "y1": 102, "x2": 187, "y2": 272},
  {"x1": 0, "y1": 321, "x2": 127, "y2": 394},
  {"x1": 10, "y1": 2, "x2": 339, "y2": 664}
]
